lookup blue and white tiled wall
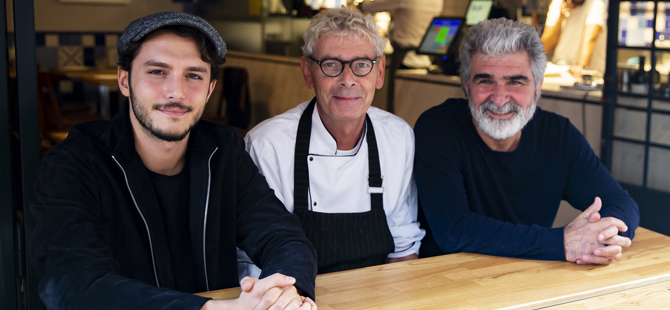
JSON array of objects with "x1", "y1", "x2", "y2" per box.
[
  {"x1": 31, "y1": 0, "x2": 200, "y2": 70},
  {"x1": 618, "y1": 2, "x2": 670, "y2": 48},
  {"x1": 34, "y1": 32, "x2": 122, "y2": 70}
]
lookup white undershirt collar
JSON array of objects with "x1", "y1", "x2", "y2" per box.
[{"x1": 310, "y1": 106, "x2": 366, "y2": 156}]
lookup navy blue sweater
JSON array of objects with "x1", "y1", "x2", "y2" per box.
[{"x1": 414, "y1": 99, "x2": 639, "y2": 260}]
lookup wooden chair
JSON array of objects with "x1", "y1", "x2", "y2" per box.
[
  {"x1": 202, "y1": 67, "x2": 251, "y2": 136},
  {"x1": 37, "y1": 71, "x2": 105, "y2": 153}
]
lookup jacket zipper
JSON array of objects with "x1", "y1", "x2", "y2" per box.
[
  {"x1": 112, "y1": 155, "x2": 161, "y2": 287},
  {"x1": 202, "y1": 147, "x2": 218, "y2": 291}
]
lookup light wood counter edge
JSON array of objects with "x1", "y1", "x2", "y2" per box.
[
  {"x1": 194, "y1": 268, "x2": 670, "y2": 309},
  {"x1": 195, "y1": 228, "x2": 670, "y2": 308},
  {"x1": 543, "y1": 280, "x2": 670, "y2": 309},
  {"x1": 501, "y1": 273, "x2": 670, "y2": 310}
]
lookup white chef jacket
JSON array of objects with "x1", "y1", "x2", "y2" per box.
[
  {"x1": 237, "y1": 101, "x2": 425, "y2": 279},
  {"x1": 545, "y1": 0, "x2": 607, "y2": 73},
  {"x1": 362, "y1": 0, "x2": 444, "y2": 68}
]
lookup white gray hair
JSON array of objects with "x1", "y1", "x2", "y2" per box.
[
  {"x1": 302, "y1": 7, "x2": 385, "y2": 58},
  {"x1": 459, "y1": 18, "x2": 546, "y2": 93}
]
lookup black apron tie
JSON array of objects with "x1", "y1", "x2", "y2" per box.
[{"x1": 293, "y1": 98, "x2": 395, "y2": 274}]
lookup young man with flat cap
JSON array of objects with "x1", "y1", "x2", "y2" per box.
[
  {"x1": 238, "y1": 7, "x2": 424, "y2": 277},
  {"x1": 30, "y1": 12, "x2": 317, "y2": 310}
]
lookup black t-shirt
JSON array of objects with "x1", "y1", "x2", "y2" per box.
[{"x1": 147, "y1": 163, "x2": 197, "y2": 293}]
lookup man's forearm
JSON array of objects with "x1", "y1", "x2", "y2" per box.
[
  {"x1": 577, "y1": 24, "x2": 602, "y2": 68},
  {"x1": 540, "y1": 17, "x2": 563, "y2": 54}
]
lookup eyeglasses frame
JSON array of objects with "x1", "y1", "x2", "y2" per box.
[{"x1": 308, "y1": 56, "x2": 379, "y2": 77}]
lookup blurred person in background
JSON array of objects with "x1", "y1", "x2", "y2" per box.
[
  {"x1": 541, "y1": 0, "x2": 607, "y2": 78},
  {"x1": 359, "y1": 0, "x2": 443, "y2": 112}
]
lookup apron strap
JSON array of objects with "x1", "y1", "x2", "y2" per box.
[
  {"x1": 293, "y1": 98, "x2": 317, "y2": 210},
  {"x1": 365, "y1": 115, "x2": 384, "y2": 211},
  {"x1": 293, "y1": 98, "x2": 383, "y2": 211}
]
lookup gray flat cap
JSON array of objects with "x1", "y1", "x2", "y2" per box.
[{"x1": 118, "y1": 11, "x2": 226, "y2": 59}]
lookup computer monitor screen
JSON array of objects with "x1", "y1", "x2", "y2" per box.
[
  {"x1": 466, "y1": 0, "x2": 493, "y2": 26},
  {"x1": 416, "y1": 18, "x2": 464, "y2": 56}
]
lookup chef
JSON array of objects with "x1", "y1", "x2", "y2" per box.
[{"x1": 237, "y1": 7, "x2": 425, "y2": 276}]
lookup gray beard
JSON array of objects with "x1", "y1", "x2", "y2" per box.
[{"x1": 468, "y1": 96, "x2": 537, "y2": 141}]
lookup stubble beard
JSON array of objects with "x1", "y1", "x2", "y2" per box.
[
  {"x1": 129, "y1": 78, "x2": 202, "y2": 142},
  {"x1": 468, "y1": 94, "x2": 538, "y2": 141}
]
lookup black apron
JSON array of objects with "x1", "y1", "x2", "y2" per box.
[{"x1": 293, "y1": 98, "x2": 395, "y2": 274}]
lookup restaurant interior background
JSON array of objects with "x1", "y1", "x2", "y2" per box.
[{"x1": 2, "y1": 0, "x2": 669, "y2": 309}]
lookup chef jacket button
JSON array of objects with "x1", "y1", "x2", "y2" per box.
[
  {"x1": 313, "y1": 202, "x2": 317, "y2": 206},
  {"x1": 309, "y1": 156, "x2": 313, "y2": 161}
]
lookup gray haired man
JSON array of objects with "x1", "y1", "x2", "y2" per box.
[
  {"x1": 239, "y1": 7, "x2": 425, "y2": 277},
  {"x1": 415, "y1": 18, "x2": 639, "y2": 265}
]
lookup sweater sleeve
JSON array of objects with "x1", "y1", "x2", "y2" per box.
[
  {"x1": 232, "y1": 133, "x2": 318, "y2": 300},
  {"x1": 414, "y1": 107, "x2": 565, "y2": 260},
  {"x1": 563, "y1": 122, "x2": 639, "y2": 238},
  {"x1": 30, "y1": 152, "x2": 209, "y2": 310}
]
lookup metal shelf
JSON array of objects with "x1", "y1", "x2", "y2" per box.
[
  {"x1": 617, "y1": 45, "x2": 670, "y2": 52},
  {"x1": 609, "y1": 136, "x2": 670, "y2": 150},
  {"x1": 613, "y1": 103, "x2": 670, "y2": 116},
  {"x1": 603, "y1": 0, "x2": 670, "y2": 234}
]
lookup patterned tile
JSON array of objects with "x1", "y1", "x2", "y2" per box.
[
  {"x1": 59, "y1": 80, "x2": 74, "y2": 94},
  {"x1": 95, "y1": 34, "x2": 105, "y2": 46},
  {"x1": 95, "y1": 46, "x2": 108, "y2": 67},
  {"x1": 82, "y1": 34, "x2": 95, "y2": 47},
  {"x1": 107, "y1": 47, "x2": 118, "y2": 68},
  {"x1": 45, "y1": 34, "x2": 59, "y2": 47},
  {"x1": 35, "y1": 33, "x2": 45, "y2": 47},
  {"x1": 35, "y1": 47, "x2": 59, "y2": 70},
  {"x1": 84, "y1": 47, "x2": 95, "y2": 66},
  {"x1": 59, "y1": 33, "x2": 81, "y2": 46},
  {"x1": 58, "y1": 46, "x2": 84, "y2": 68},
  {"x1": 59, "y1": 80, "x2": 86, "y2": 103},
  {"x1": 34, "y1": 32, "x2": 123, "y2": 70},
  {"x1": 105, "y1": 34, "x2": 118, "y2": 47}
]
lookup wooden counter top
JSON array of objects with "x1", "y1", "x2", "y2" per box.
[
  {"x1": 545, "y1": 280, "x2": 670, "y2": 309},
  {"x1": 197, "y1": 228, "x2": 670, "y2": 309},
  {"x1": 62, "y1": 69, "x2": 119, "y2": 87},
  {"x1": 226, "y1": 50, "x2": 302, "y2": 65}
]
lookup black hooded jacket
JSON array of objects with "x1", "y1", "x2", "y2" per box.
[{"x1": 30, "y1": 102, "x2": 317, "y2": 309}]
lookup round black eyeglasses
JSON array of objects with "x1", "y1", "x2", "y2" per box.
[{"x1": 308, "y1": 56, "x2": 378, "y2": 77}]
